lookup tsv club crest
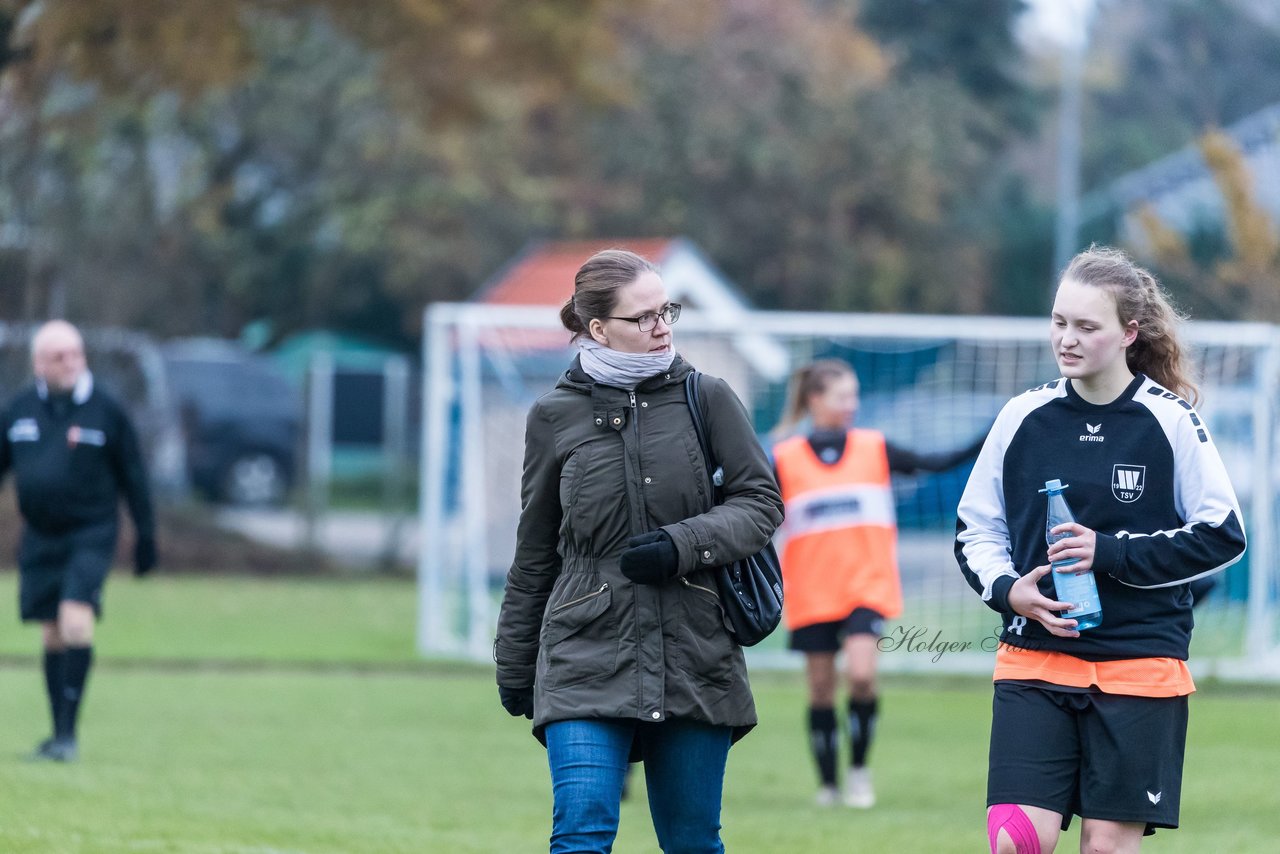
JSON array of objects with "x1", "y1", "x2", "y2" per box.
[{"x1": 1112, "y1": 464, "x2": 1145, "y2": 503}]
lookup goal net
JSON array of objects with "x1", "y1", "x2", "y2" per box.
[{"x1": 418, "y1": 304, "x2": 1280, "y2": 680}]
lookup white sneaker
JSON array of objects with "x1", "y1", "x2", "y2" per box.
[
  {"x1": 843, "y1": 768, "x2": 875, "y2": 808},
  {"x1": 815, "y1": 785, "x2": 840, "y2": 807}
]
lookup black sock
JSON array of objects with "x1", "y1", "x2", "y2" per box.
[
  {"x1": 42, "y1": 649, "x2": 66, "y2": 738},
  {"x1": 848, "y1": 696, "x2": 879, "y2": 768},
  {"x1": 808, "y1": 706, "x2": 839, "y2": 787},
  {"x1": 57, "y1": 646, "x2": 93, "y2": 740}
]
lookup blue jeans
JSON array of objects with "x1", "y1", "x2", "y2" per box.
[{"x1": 544, "y1": 718, "x2": 732, "y2": 854}]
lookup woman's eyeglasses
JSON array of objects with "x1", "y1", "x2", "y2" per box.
[{"x1": 606, "y1": 303, "x2": 682, "y2": 332}]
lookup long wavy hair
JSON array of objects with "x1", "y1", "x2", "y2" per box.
[{"x1": 1061, "y1": 245, "x2": 1199, "y2": 405}]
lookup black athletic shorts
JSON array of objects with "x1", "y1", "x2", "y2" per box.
[
  {"x1": 789, "y1": 607, "x2": 886, "y2": 652},
  {"x1": 18, "y1": 522, "x2": 118, "y2": 621},
  {"x1": 988, "y1": 681, "x2": 1188, "y2": 835}
]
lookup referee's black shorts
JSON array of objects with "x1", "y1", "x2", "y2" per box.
[
  {"x1": 988, "y1": 681, "x2": 1188, "y2": 836},
  {"x1": 17, "y1": 521, "x2": 118, "y2": 622}
]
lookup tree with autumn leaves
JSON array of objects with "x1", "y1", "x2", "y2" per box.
[
  {"x1": 0, "y1": 0, "x2": 625, "y2": 336},
  {"x1": 1135, "y1": 130, "x2": 1280, "y2": 323},
  {"x1": 1, "y1": 0, "x2": 1277, "y2": 341},
  {"x1": 0, "y1": 0, "x2": 1047, "y2": 341}
]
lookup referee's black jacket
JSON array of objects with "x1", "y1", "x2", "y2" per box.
[{"x1": 0, "y1": 372, "x2": 154, "y2": 539}]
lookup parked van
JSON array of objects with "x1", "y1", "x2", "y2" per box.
[{"x1": 163, "y1": 338, "x2": 302, "y2": 506}]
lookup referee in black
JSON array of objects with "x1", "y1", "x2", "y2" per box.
[{"x1": 0, "y1": 320, "x2": 157, "y2": 762}]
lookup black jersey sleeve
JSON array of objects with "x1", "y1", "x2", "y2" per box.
[
  {"x1": 0, "y1": 404, "x2": 10, "y2": 483},
  {"x1": 110, "y1": 402, "x2": 155, "y2": 539},
  {"x1": 1094, "y1": 393, "x2": 1246, "y2": 589},
  {"x1": 955, "y1": 392, "x2": 1052, "y2": 613},
  {"x1": 886, "y1": 431, "x2": 986, "y2": 475}
]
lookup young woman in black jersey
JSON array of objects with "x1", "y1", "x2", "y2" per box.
[
  {"x1": 956, "y1": 247, "x2": 1246, "y2": 853},
  {"x1": 772, "y1": 359, "x2": 984, "y2": 808}
]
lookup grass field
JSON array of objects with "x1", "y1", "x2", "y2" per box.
[{"x1": 0, "y1": 573, "x2": 1278, "y2": 853}]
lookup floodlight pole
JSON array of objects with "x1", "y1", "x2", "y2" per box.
[{"x1": 1051, "y1": 1, "x2": 1097, "y2": 290}]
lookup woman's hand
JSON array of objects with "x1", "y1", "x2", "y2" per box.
[
  {"x1": 620, "y1": 530, "x2": 679, "y2": 584},
  {"x1": 499, "y1": 685, "x2": 534, "y2": 719},
  {"x1": 1007, "y1": 567, "x2": 1080, "y2": 638},
  {"x1": 1047, "y1": 522, "x2": 1096, "y2": 572}
]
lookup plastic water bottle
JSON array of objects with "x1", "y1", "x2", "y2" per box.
[{"x1": 1039, "y1": 479, "x2": 1102, "y2": 630}]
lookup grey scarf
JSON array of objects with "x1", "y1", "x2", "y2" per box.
[{"x1": 577, "y1": 337, "x2": 675, "y2": 389}]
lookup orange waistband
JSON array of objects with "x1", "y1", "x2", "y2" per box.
[{"x1": 993, "y1": 644, "x2": 1195, "y2": 697}]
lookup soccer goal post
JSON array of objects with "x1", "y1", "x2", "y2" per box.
[{"x1": 417, "y1": 303, "x2": 1280, "y2": 680}]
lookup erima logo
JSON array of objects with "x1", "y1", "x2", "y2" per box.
[
  {"x1": 1147, "y1": 790, "x2": 1162, "y2": 805},
  {"x1": 1079, "y1": 422, "x2": 1105, "y2": 442},
  {"x1": 1113, "y1": 464, "x2": 1146, "y2": 503}
]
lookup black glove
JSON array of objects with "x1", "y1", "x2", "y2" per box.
[
  {"x1": 499, "y1": 685, "x2": 534, "y2": 719},
  {"x1": 134, "y1": 536, "x2": 157, "y2": 577},
  {"x1": 619, "y1": 530, "x2": 679, "y2": 585}
]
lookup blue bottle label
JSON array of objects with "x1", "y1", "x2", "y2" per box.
[{"x1": 1053, "y1": 567, "x2": 1099, "y2": 618}]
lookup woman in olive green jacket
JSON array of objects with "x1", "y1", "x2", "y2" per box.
[{"x1": 495, "y1": 249, "x2": 783, "y2": 853}]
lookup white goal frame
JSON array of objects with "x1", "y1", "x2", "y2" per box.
[{"x1": 418, "y1": 303, "x2": 1280, "y2": 680}]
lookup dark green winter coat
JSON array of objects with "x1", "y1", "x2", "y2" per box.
[{"x1": 494, "y1": 355, "x2": 783, "y2": 742}]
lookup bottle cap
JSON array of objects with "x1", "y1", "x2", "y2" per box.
[{"x1": 1039, "y1": 478, "x2": 1068, "y2": 493}]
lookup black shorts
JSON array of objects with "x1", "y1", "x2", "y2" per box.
[
  {"x1": 17, "y1": 523, "x2": 118, "y2": 622},
  {"x1": 789, "y1": 607, "x2": 886, "y2": 652},
  {"x1": 988, "y1": 681, "x2": 1188, "y2": 835}
]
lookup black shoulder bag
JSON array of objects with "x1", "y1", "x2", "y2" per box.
[{"x1": 684, "y1": 371, "x2": 784, "y2": 647}]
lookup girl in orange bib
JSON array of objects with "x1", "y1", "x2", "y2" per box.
[{"x1": 773, "y1": 359, "x2": 984, "y2": 808}]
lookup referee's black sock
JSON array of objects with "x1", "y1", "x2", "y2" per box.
[
  {"x1": 42, "y1": 649, "x2": 66, "y2": 737},
  {"x1": 848, "y1": 696, "x2": 879, "y2": 768},
  {"x1": 57, "y1": 646, "x2": 93, "y2": 740},
  {"x1": 808, "y1": 706, "x2": 839, "y2": 788}
]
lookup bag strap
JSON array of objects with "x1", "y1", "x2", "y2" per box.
[{"x1": 684, "y1": 371, "x2": 725, "y2": 496}]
